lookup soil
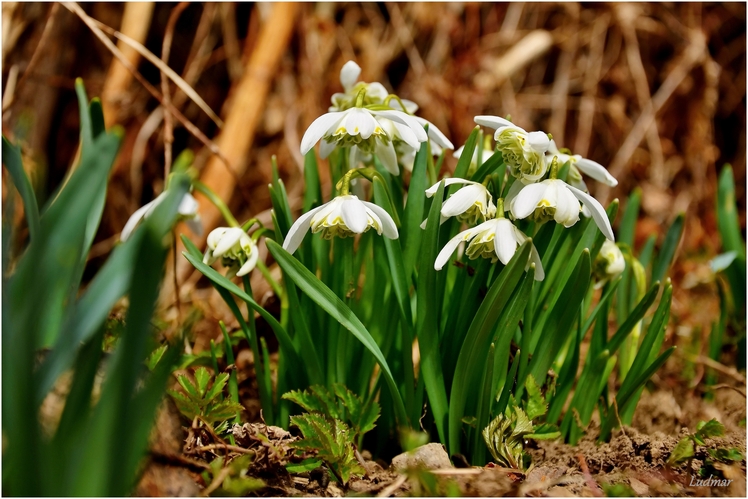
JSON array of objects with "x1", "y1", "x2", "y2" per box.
[{"x1": 135, "y1": 377, "x2": 746, "y2": 497}]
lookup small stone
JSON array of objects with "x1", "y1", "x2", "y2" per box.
[
  {"x1": 391, "y1": 443, "x2": 453, "y2": 471},
  {"x1": 628, "y1": 477, "x2": 649, "y2": 496}
]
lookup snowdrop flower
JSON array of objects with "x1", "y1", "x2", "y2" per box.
[
  {"x1": 546, "y1": 139, "x2": 618, "y2": 188},
  {"x1": 594, "y1": 240, "x2": 625, "y2": 286},
  {"x1": 300, "y1": 107, "x2": 427, "y2": 175},
  {"x1": 474, "y1": 115, "x2": 550, "y2": 184},
  {"x1": 423, "y1": 178, "x2": 496, "y2": 226},
  {"x1": 283, "y1": 195, "x2": 398, "y2": 254},
  {"x1": 329, "y1": 61, "x2": 390, "y2": 111},
  {"x1": 121, "y1": 191, "x2": 201, "y2": 242},
  {"x1": 434, "y1": 209, "x2": 544, "y2": 280},
  {"x1": 506, "y1": 177, "x2": 615, "y2": 241},
  {"x1": 203, "y1": 227, "x2": 258, "y2": 277}
]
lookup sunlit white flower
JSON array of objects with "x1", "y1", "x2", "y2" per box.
[
  {"x1": 300, "y1": 107, "x2": 427, "y2": 175},
  {"x1": 283, "y1": 195, "x2": 398, "y2": 254},
  {"x1": 474, "y1": 115, "x2": 550, "y2": 184},
  {"x1": 329, "y1": 61, "x2": 390, "y2": 111},
  {"x1": 594, "y1": 240, "x2": 625, "y2": 286},
  {"x1": 546, "y1": 139, "x2": 618, "y2": 189},
  {"x1": 434, "y1": 217, "x2": 544, "y2": 280},
  {"x1": 203, "y1": 227, "x2": 259, "y2": 277},
  {"x1": 423, "y1": 178, "x2": 496, "y2": 226},
  {"x1": 121, "y1": 191, "x2": 201, "y2": 242},
  {"x1": 506, "y1": 178, "x2": 615, "y2": 241}
]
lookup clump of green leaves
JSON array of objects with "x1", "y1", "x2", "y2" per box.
[
  {"x1": 668, "y1": 419, "x2": 736, "y2": 468},
  {"x1": 282, "y1": 384, "x2": 380, "y2": 446},
  {"x1": 168, "y1": 367, "x2": 243, "y2": 425},
  {"x1": 482, "y1": 376, "x2": 560, "y2": 471},
  {"x1": 289, "y1": 412, "x2": 364, "y2": 485},
  {"x1": 202, "y1": 455, "x2": 265, "y2": 496}
]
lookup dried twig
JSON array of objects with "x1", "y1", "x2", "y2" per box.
[
  {"x1": 685, "y1": 354, "x2": 747, "y2": 384},
  {"x1": 63, "y1": 2, "x2": 236, "y2": 177},
  {"x1": 577, "y1": 454, "x2": 603, "y2": 497},
  {"x1": 188, "y1": 443, "x2": 255, "y2": 455},
  {"x1": 376, "y1": 474, "x2": 407, "y2": 498},
  {"x1": 160, "y1": 2, "x2": 189, "y2": 177},
  {"x1": 13, "y1": 3, "x2": 60, "y2": 97},
  {"x1": 711, "y1": 384, "x2": 747, "y2": 398}
]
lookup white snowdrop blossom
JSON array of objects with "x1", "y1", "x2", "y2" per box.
[
  {"x1": 329, "y1": 61, "x2": 390, "y2": 111},
  {"x1": 474, "y1": 115, "x2": 550, "y2": 184},
  {"x1": 121, "y1": 191, "x2": 201, "y2": 242},
  {"x1": 594, "y1": 240, "x2": 625, "y2": 286},
  {"x1": 546, "y1": 139, "x2": 618, "y2": 188},
  {"x1": 507, "y1": 178, "x2": 615, "y2": 241},
  {"x1": 423, "y1": 178, "x2": 497, "y2": 226},
  {"x1": 300, "y1": 107, "x2": 427, "y2": 175},
  {"x1": 203, "y1": 227, "x2": 259, "y2": 277},
  {"x1": 434, "y1": 217, "x2": 544, "y2": 280},
  {"x1": 282, "y1": 195, "x2": 398, "y2": 254}
]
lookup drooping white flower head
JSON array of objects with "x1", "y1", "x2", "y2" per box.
[
  {"x1": 329, "y1": 61, "x2": 390, "y2": 111},
  {"x1": 203, "y1": 227, "x2": 259, "y2": 277},
  {"x1": 506, "y1": 178, "x2": 615, "y2": 241},
  {"x1": 434, "y1": 217, "x2": 544, "y2": 280},
  {"x1": 594, "y1": 240, "x2": 625, "y2": 285},
  {"x1": 474, "y1": 115, "x2": 550, "y2": 184},
  {"x1": 423, "y1": 178, "x2": 497, "y2": 227},
  {"x1": 282, "y1": 195, "x2": 398, "y2": 254},
  {"x1": 546, "y1": 139, "x2": 618, "y2": 189},
  {"x1": 121, "y1": 191, "x2": 202, "y2": 242},
  {"x1": 300, "y1": 107, "x2": 427, "y2": 175}
]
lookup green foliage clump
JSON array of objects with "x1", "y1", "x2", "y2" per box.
[
  {"x1": 289, "y1": 412, "x2": 364, "y2": 485},
  {"x1": 168, "y1": 366, "x2": 243, "y2": 424},
  {"x1": 668, "y1": 418, "x2": 743, "y2": 479}
]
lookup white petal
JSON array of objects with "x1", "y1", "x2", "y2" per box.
[
  {"x1": 341, "y1": 196, "x2": 369, "y2": 234},
  {"x1": 346, "y1": 108, "x2": 377, "y2": 138},
  {"x1": 412, "y1": 116, "x2": 454, "y2": 150},
  {"x1": 547, "y1": 139, "x2": 561, "y2": 155},
  {"x1": 575, "y1": 158, "x2": 618, "y2": 187},
  {"x1": 340, "y1": 61, "x2": 361, "y2": 91},
  {"x1": 319, "y1": 139, "x2": 336, "y2": 159},
  {"x1": 494, "y1": 219, "x2": 519, "y2": 265},
  {"x1": 511, "y1": 183, "x2": 547, "y2": 220},
  {"x1": 362, "y1": 201, "x2": 399, "y2": 239},
  {"x1": 392, "y1": 120, "x2": 420, "y2": 149},
  {"x1": 435, "y1": 232, "x2": 468, "y2": 271},
  {"x1": 474, "y1": 115, "x2": 515, "y2": 130},
  {"x1": 214, "y1": 228, "x2": 245, "y2": 257},
  {"x1": 366, "y1": 82, "x2": 389, "y2": 101},
  {"x1": 178, "y1": 193, "x2": 199, "y2": 216},
  {"x1": 553, "y1": 183, "x2": 581, "y2": 227},
  {"x1": 372, "y1": 110, "x2": 428, "y2": 142},
  {"x1": 425, "y1": 178, "x2": 477, "y2": 197},
  {"x1": 390, "y1": 98, "x2": 419, "y2": 114},
  {"x1": 568, "y1": 185, "x2": 615, "y2": 241},
  {"x1": 120, "y1": 202, "x2": 153, "y2": 242},
  {"x1": 236, "y1": 246, "x2": 259, "y2": 277},
  {"x1": 527, "y1": 131, "x2": 550, "y2": 152},
  {"x1": 300, "y1": 112, "x2": 344, "y2": 155},
  {"x1": 283, "y1": 205, "x2": 325, "y2": 254},
  {"x1": 441, "y1": 184, "x2": 482, "y2": 217},
  {"x1": 375, "y1": 140, "x2": 400, "y2": 175},
  {"x1": 504, "y1": 179, "x2": 524, "y2": 208}
]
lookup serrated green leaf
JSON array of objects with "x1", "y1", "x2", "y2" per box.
[
  {"x1": 525, "y1": 375, "x2": 547, "y2": 420},
  {"x1": 286, "y1": 458, "x2": 323, "y2": 474},
  {"x1": 194, "y1": 367, "x2": 212, "y2": 398},
  {"x1": 667, "y1": 437, "x2": 695, "y2": 466},
  {"x1": 176, "y1": 374, "x2": 202, "y2": 401},
  {"x1": 695, "y1": 419, "x2": 725, "y2": 441},
  {"x1": 204, "y1": 372, "x2": 230, "y2": 403}
]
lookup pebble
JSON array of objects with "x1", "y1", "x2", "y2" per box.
[{"x1": 391, "y1": 443, "x2": 453, "y2": 471}]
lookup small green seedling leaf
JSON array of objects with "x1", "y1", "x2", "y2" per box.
[
  {"x1": 667, "y1": 437, "x2": 695, "y2": 466},
  {"x1": 525, "y1": 375, "x2": 547, "y2": 421}
]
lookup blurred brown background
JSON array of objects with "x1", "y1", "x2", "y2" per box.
[{"x1": 2, "y1": 2, "x2": 745, "y2": 343}]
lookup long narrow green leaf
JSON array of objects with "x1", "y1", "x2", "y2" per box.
[
  {"x1": 606, "y1": 282, "x2": 660, "y2": 354},
  {"x1": 415, "y1": 181, "x2": 449, "y2": 444},
  {"x1": 651, "y1": 213, "x2": 684, "y2": 283},
  {"x1": 266, "y1": 239, "x2": 408, "y2": 427},
  {"x1": 2, "y1": 136, "x2": 40, "y2": 241},
  {"x1": 448, "y1": 241, "x2": 532, "y2": 455},
  {"x1": 285, "y1": 279, "x2": 325, "y2": 385},
  {"x1": 402, "y1": 140, "x2": 430, "y2": 277}
]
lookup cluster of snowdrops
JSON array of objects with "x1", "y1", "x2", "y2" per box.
[{"x1": 122, "y1": 60, "x2": 624, "y2": 286}]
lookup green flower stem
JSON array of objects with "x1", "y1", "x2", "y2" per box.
[
  {"x1": 383, "y1": 94, "x2": 410, "y2": 114},
  {"x1": 496, "y1": 198, "x2": 505, "y2": 219},
  {"x1": 219, "y1": 321, "x2": 240, "y2": 443},
  {"x1": 241, "y1": 274, "x2": 275, "y2": 423},
  {"x1": 193, "y1": 180, "x2": 241, "y2": 228},
  {"x1": 241, "y1": 218, "x2": 261, "y2": 232},
  {"x1": 355, "y1": 88, "x2": 366, "y2": 108},
  {"x1": 548, "y1": 157, "x2": 560, "y2": 180},
  {"x1": 256, "y1": 258, "x2": 283, "y2": 299}
]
